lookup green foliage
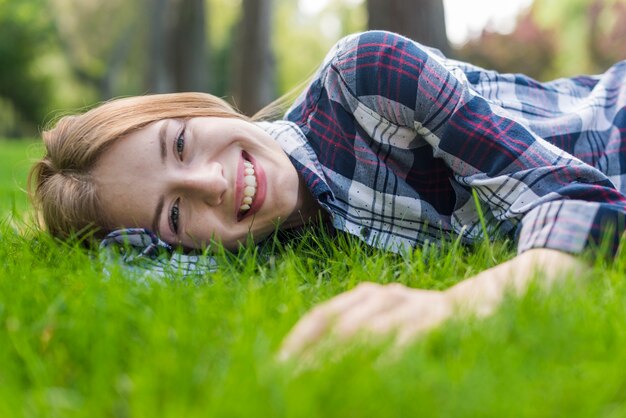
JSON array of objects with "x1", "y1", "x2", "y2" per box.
[
  {"x1": 206, "y1": 0, "x2": 242, "y2": 96},
  {"x1": 4, "y1": 139, "x2": 626, "y2": 417},
  {"x1": 207, "y1": 0, "x2": 367, "y2": 99},
  {"x1": 0, "y1": 139, "x2": 40, "y2": 217},
  {"x1": 457, "y1": 12, "x2": 557, "y2": 80},
  {"x1": 0, "y1": 0, "x2": 53, "y2": 136},
  {"x1": 459, "y1": 0, "x2": 626, "y2": 81},
  {"x1": 274, "y1": 0, "x2": 366, "y2": 94}
]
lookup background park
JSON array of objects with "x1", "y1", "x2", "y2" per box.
[{"x1": 3, "y1": 0, "x2": 626, "y2": 416}]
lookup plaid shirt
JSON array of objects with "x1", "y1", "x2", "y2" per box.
[
  {"x1": 102, "y1": 30, "x2": 626, "y2": 276},
  {"x1": 273, "y1": 30, "x2": 626, "y2": 257}
]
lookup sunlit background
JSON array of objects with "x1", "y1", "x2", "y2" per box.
[
  {"x1": 299, "y1": 0, "x2": 534, "y2": 45},
  {"x1": 1, "y1": 0, "x2": 625, "y2": 137}
]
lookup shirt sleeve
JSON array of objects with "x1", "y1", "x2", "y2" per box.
[{"x1": 327, "y1": 30, "x2": 626, "y2": 256}]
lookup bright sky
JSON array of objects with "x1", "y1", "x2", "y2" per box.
[
  {"x1": 298, "y1": 0, "x2": 534, "y2": 45},
  {"x1": 443, "y1": 0, "x2": 534, "y2": 44}
]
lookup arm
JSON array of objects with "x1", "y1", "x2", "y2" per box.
[
  {"x1": 279, "y1": 31, "x2": 621, "y2": 359},
  {"x1": 324, "y1": 31, "x2": 626, "y2": 257},
  {"x1": 279, "y1": 248, "x2": 586, "y2": 360},
  {"x1": 445, "y1": 248, "x2": 585, "y2": 316}
]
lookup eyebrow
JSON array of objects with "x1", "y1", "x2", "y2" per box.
[
  {"x1": 153, "y1": 120, "x2": 170, "y2": 235},
  {"x1": 159, "y1": 120, "x2": 170, "y2": 163}
]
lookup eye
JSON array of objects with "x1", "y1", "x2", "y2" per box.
[
  {"x1": 169, "y1": 198, "x2": 181, "y2": 234},
  {"x1": 175, "y1": 128, "x2": 185, "y2": 160}
]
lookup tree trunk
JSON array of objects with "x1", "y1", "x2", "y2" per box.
[
  {"x1": 367, "y1": 0, "x2": 451, "y2": 55},
  {"x1": 51, "y1": 0, "x2": 138, "y2": 99},
  {"x1": 232, "y1": 0, "x2": 275, "y2": 116},
  {"x1": 171, "y1": 0, "x2": 209, "y2": 91},
  {"x1": 147, "y1": 0, "x2": 174, "y2": 93},
  {"x1": 146, "y1": 0, "x2": 209, "y2": 93},
  {"x1": 101, "y1": 24, "x2": 136, "y2": 99}
]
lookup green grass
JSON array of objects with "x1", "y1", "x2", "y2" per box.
[
  {"x1": 0, "y1": 139, "x2": 40, "y2": 218},
  {"x1": 2, "y1": 139, "x2": 626, "y2": 417}
]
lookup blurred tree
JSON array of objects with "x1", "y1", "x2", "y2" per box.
[
  {"x1": 367, "y1": 0, "x2": 451, "y2": 55},
  {"x1": 51, "y1": 0, "x2": 209, "y2": 98},
  {"x1": 457, "y1": 11, "x2": 557, "y2": 80},
  {"x1": 274, "y1": 0, "x2": 367, "y2": 95},
  {"x1": 146, "y1": 0, "x2": 209, "y2": 93},
  {"x1": 583, "y1": 0, "x2": 626, "y2": 70},
  {"x1": 232, "y1": 0, "x2": 275, "y2": 115},
  {"x1": 207, "y1": 0, "x2": 242, "y2": 97},
  {"x1": 175, "y1": 0, "x2": 210, "y2": 91},
  {"x1": 533, "y1": 0, "x2": 626, "y2": 76},
  {"x1": 147, "y1": 0, "x2": 171, "y2": 93},
  {"x1": 457, "y1": 0, "x2": 626, "y2": 81},
  {"x1": 0, "y1": 0, "x2": 52, "y2": 136},
  {"x1": 50, "y1": 0, "x2": 140, "y2": 99}
]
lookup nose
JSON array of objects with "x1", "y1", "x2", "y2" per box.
[{"x1": 175, "y1": 162, "x2": 227, "y2": 206}]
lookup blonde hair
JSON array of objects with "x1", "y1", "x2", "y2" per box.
[{"x1": 29, "y1": 92, "x2": 247, "y2": 242}]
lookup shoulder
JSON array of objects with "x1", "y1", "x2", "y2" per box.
[
  {"x1": 332, "y1": 30, "x2": 425, "y2": 49},
  {"x1": 329, "y1": 30, "x2": 445, "y2": 62},
  {"x1": 284, "y1": 31, "x2": 450, "y2": 122},
  {"x1": 324, "y1": 31, "x2": 452, "y2": 94},
  {"x1": 324, "y1": 31, "x2": 449, "y2": 82}
]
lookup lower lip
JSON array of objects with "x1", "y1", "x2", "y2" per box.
[{"x1": 239, "y1": 151, "x2": 267, "y2": 221}]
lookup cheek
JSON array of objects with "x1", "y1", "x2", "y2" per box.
[
  {"x1": 99, "y1": 190, "x2": 147, "y2": 230},
  {"x1": 182, "y1": 222, "x2": 234, "y2": 250}
]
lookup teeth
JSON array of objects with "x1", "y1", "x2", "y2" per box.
[
  {"x1": 244, "y1": 175, "x2": 257, "y2": 187},
  {"x1": 240, "y1": 158, "x2": 258, "y2": 215}
]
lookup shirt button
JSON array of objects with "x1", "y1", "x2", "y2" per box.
[{"x1": 360, "y1": 226, "x2": 370, "y2": 237}]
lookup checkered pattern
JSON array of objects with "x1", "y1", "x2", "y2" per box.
[
  {"x1": 280, "y1": 30, "x2": 626, "y2": 256},
  {"x1": 99, "y1": 228, "x2": 216, "y2": 278}
]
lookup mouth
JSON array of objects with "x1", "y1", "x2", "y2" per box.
[{"x1": 236, "y1": 151, "x2": 266, "y2": 222}]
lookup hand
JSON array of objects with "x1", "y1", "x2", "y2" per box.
[{"x1": 278, "y1": 282, "x2": 453, "y2": 361}]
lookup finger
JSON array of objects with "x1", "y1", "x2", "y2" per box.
[{"x1": 278, "y1": 282, "x2": 382, "y2": 361}]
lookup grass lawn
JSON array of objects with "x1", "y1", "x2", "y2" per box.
[{"x1": 2, "y1": 139, "x2": 626, "y2": 417}]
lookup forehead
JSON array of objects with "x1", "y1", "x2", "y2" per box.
[{"x1": 92, "y1": 120, "x2": 164, "y2": 230}]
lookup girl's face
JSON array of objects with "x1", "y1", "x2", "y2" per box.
[{"x1": 93, "y1": 117, "x2": 308, "y2": 250}]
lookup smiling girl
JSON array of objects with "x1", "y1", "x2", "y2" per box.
[{"x1": 31, "y1": 30, "x2": 626, "y2": 357}]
